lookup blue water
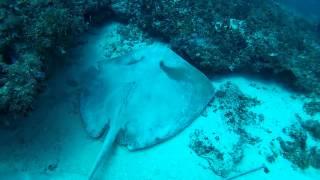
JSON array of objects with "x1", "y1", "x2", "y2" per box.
[{"x1": 279, "y1": 0, "x2": 320, "y2": 21}]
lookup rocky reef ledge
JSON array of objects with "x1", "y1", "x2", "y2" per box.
[{"x1": 1, "y1": 0, "x2": 320, "y2": 117}]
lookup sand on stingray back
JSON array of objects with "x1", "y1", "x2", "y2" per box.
[{"x1": 80, "y1": 43, "x2": 215, "y2": 150}]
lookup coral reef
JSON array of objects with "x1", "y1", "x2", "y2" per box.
[
  {"x1": 189, "y1": 129, "x2": 243, "y2": 177},
  {"x1": 304, "y1": 101, "x2": 320, "y2": 116},
  {"x1": 0, "y1": 0, "x2": 112, "y2": 116},
  {"x1": 279, "y1": 125, "x2": 310, "y2": 169},
  {"x1": 110, "y1": 0, "x2": 320, "y2": 93},
  {"x1": 301, "y1": 119, "x2": 320, "y2": 140},
  {"x1": 189, "y1": 82, "x2": 262, "y2": 177},
  {"x1": 279, "y1": 123, "x2": 320, "y2": 169},
  {"x1": 215, "y1": 82, "x2": 262, "y2": 136},
  {"x1": 102, "y1": 23, "x2": 153, "y2": 59}
]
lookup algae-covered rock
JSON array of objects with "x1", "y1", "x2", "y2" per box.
[
  {"x1": 304, "y1": 101, "x2": 320, "y2": 116},
  {"x1": 279, "y1": 125, "x2": 309, "y2": 169},
  {"x1": 301, "y1": 119, "x2": 320, "y2": 140},
  {"x1": 110, "y1": 0, "x2": 320, "y2": 93},
  {"x1": 189, "y1": 129, "x2": 243, "y2": 177},
  {"x1": 2, "y1": 51, "x2": 42, "y2": 114},
  {"x1": 310, "y1": 147, "x2": 320, "y2": 169},
  {"x1": 215, "y1": 82, "x2": 261, "y2": 133},
  {"x1": 189, "y1": 82, "x2": 264, "y2": 177},
  {"x1": 0, "y1": 0, "x2": 112, "y2": 116},
  {"x1": 279, "y1": 124, "x2": 320, "y2": 170}
]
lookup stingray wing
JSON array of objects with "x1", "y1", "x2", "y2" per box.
[
  {"x1": 114, "y1": 44, "x2": 215, "y2": 150},
  {"x1": 79, "y1": 64, "x2": 135, "y2": 138},
  {"x1": 80, "y1": 43, "x2": 214, "y2": 150}
]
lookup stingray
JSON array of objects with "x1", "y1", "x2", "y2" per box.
[{"x1": 79, "y1": 43, "x2": 214, "y2": 179}]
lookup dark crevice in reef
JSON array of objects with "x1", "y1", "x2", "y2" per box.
[
  {"x1": 257, "y1": 68, "x2": 301, "y2": 92},
  {"x1": 83, "y1": 5, "x2": 114, "y2": 25},
  {"x1": 243, "y1": 67, "x2": 301, "y2": 92},
  {"x1": 1, "y1": 46, "x2": 17, "y2": 65},
  {"x1": 274, "y1": 70, "x2": 299, "y2": 88},
  {"x1": 176, "y1": 48, "x2": 302, "y2": 92}
]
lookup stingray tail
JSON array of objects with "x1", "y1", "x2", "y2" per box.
[
  {"x1": 88, "y1": 126, "x2": 119, "y2": 180},
  {"x1": 88, "y1": 82, "x2": 137, "y2": 180}
]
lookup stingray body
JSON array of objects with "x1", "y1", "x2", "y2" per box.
[{"x1": 80, "y1": 43, "x2": 214, "y2": 179}]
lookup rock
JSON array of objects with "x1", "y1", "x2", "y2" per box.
[
  {"x1": 301, "y1": 120, "x2": 320, "y2": 140},
  {"x1": 310, "y1": 147, "x2": 320, "y2": 169},
  {"x1": 278, "y1": 124, "x2": 320, "y2": 170},
  {"x1": 47, "y1": 162, "x2": 58, "y2": 172},
  {"x1": 189, "y1": 129, "x2": 243, "y2": 177},
  {"x1": 110, "y1": 0, "x2": 320, "y2": 93},
  {"x1": 215, "y1": 82, "x2": 261, "y2": 132},
  {"x1": 304, "y1": 101, "x2": 320, "y2": 116}
]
